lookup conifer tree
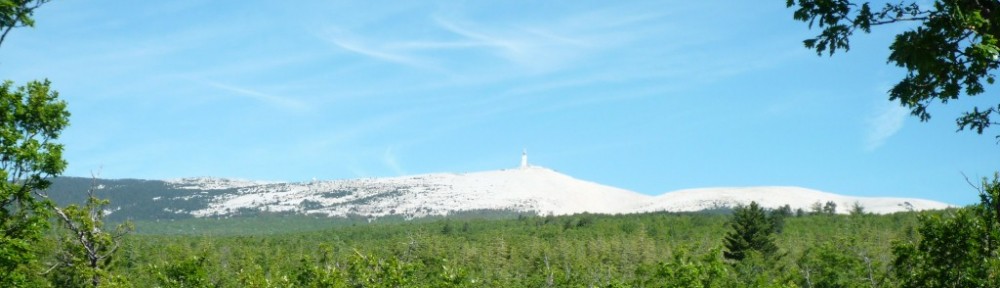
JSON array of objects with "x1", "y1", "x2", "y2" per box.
[
  {"x1": 823, "y1": 201, "x2": 838, "y2": 214},
  {"x1": 723, "y1": 201, "x2": 778, "y2": 262}
]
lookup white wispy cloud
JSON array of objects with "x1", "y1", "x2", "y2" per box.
[
  {"x1": 433, "y1": 17, "x2": 521, "y2": 51},
  {"x1": 388, "y1": 40, "x2": 489, "y2": 50},
  {"x1": 865, "y1": 100, "x2": 909, "y2": 151},
  {"x1": 199, "y1": 80, "x2": 307, "y2": 110},
  {"x1": 317, "y1": 11, "x2": 620, "y2": 75},
  {"x1": 328, "y1": 37, "x2": 428, "y2": 67},
  {"x1": 432, "y1": 16, "x2": 593, "y2": 73},
  {"x1": 382, "y1": 147, "x2": 407, "y2": 176}
]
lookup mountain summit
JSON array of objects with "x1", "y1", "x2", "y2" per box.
[
  {"x1": 181, "y1": 166, "x2": 651, "y2": 219},
  {"x1": 46, "y1": 161, "x2": 952, "y2": 221},
  {"x1": 162, "y1": 166, "x2": 948, "y2": 219}
]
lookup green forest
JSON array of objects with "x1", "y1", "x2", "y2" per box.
[{"x1": 26, "y1": 193, "x2": 1000, "y2": 287}]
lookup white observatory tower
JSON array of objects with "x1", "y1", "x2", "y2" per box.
[{"x1": 520, "y1": 149, "x2": 528, "y2": 169}]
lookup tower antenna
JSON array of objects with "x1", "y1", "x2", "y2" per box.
[{"x1": 520, "y1": 149, "x2": 528, "y2": 169}]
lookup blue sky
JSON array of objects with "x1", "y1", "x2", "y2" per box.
[{"x1": 1, "y1": 1, "x2": 996, "y2": 205}]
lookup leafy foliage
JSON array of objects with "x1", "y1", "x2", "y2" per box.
[
  {"x1": 154, "y1": 255, "x2": 213, "y2": 288},
  {"x1": 891, "y1": 174, "x2": 1000, "y2": 287},
  {"x1": 46, "y1": 177, "x2": 134, "y2": 288},
  {"x1": 0, "y1": 79, "x2": 69, "y2": 286},
  {"x1": 0, "y1": 0, "x2": 49, "y2": 47},
  {"x1": 637, "y1": 247, "x2": 731, "y2": 288},
  {"x1": 798, "y1": 237, "x2": 882, "y2": 288},
  {"x1": 787, "y1": 0, "x2": 1000, "y2": 136},
  {"x1": 76, "y1": 209, "x2": 934, "y2": 287}
]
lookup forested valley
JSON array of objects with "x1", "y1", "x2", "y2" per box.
[{"x1": 32, "y1": 191, "x2": 1000, "y2": 287}]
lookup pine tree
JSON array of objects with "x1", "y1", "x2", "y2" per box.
[
  {"x1": 723, "y1": 201, "x2": 778, "y2": 262},
  {"x1": 823, "y1": 201, "x2": 838, "y2": 214}
]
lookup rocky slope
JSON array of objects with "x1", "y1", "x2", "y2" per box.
[{"x1": 151, "y1": 166, "x2": 950, "y2": 219}]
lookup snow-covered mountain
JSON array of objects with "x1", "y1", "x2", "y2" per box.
[
  {"x1": 635, "y1": 186, "x2": 949, "y2": 214},
  {"x1": 173, "y1": 166, "x2": 649, "y2": 218},
  {"x1": 151, "y1": 165, "x2": 950, "y2": 219}
]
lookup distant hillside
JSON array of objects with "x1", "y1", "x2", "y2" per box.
[
  {"x1": 45, "y1": 177, "x2": 233, "y2": 222},
  {"x1": 43, "y1": 166, "x2": 952, "y2": 222},
  {"x1": 636, "y1": 186, "x2": 950, "y2": 215}
]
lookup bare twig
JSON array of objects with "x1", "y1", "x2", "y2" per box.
[{"x1": 962, "y1": 172, "x2": 981, "y2": 191}]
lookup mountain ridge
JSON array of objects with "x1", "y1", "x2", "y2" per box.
[{"x1": 44, "y1": 165, "x2": 952, "y2": 221}]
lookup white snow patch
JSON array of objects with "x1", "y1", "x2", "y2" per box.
[
  {"x1": 635, "y1": 186, "x2": 951, "y2": 214},
  {"x1": 166, "y1": 177, "x2": 280, "y2": 190},
  {"x1": 170, "y1": 167, "x2": 951, "y2": 218}
]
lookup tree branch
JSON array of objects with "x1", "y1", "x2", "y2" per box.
[
  {"x1": 870, "y1": 16, "x2": 930, "y2": 26},
  {"x1": 0, "y1": 26, "x2": 13, "y2": 48}
]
